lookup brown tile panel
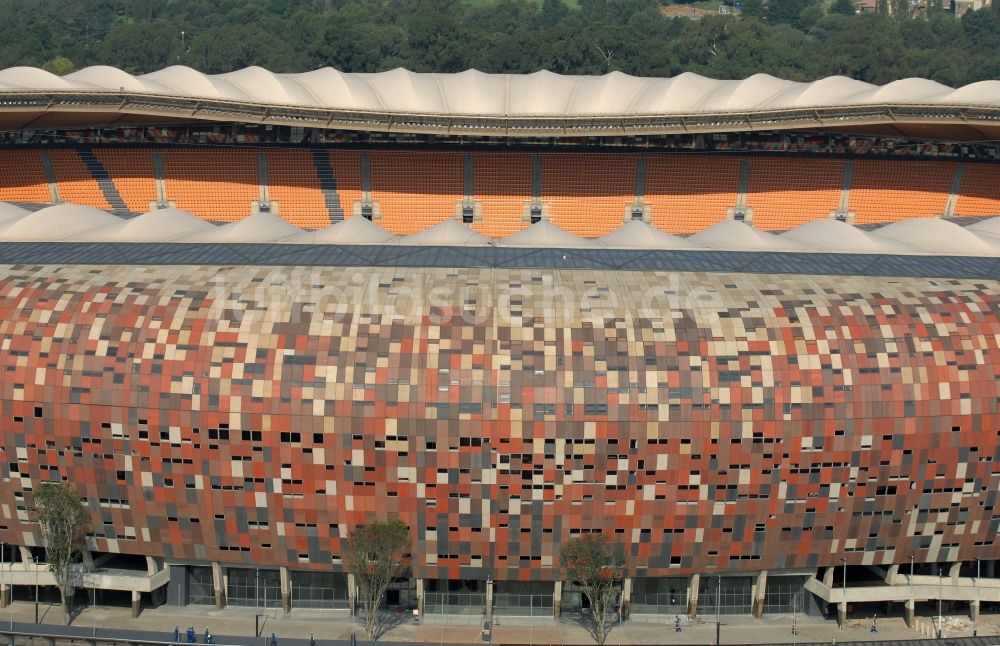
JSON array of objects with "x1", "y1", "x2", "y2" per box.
[{"x1": 0, "y1": 265, "x2": 997, "y2": 581}]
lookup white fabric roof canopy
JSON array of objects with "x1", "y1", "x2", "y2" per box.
[
  {"x1": 0, "y1": 202, "x2": 997, "y2": 256},
  {"x1": 0, "y1": 65, "x2": 999, "y2": 117}
]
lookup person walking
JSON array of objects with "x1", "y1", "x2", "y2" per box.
[
  {"x1": 674, "y1": 615, "x2": 682, "y2": 632},
  {"x1": 204, "y1": 626, "x2": 210, "y2": 643},
  {"x1": 309, "y1": 634, "x2": 316, "y2": 646},
  {"x1": 271, "y1": 632, "x2": 278, "y2": 646},
  {"x1": 871, "y1": 615, "x2": 877, "y2": 633},
  {"x1": 187, "y1": 626, "x2": 196, "y2": 644},
  {"x1": 173, "y1": 626, "x2": 180, "y2": 643}
]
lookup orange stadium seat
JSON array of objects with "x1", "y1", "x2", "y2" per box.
[
  {"x1": 367, "y1": 150, "x2": 464, "y2": 234},
  {"x1": 746, "y1": 157, "x2": 843, "y2": 230},
  {"x1": 162, "y1": 148, "x2": 259, "y2": 222},
  {"x1": 540, "y1": 152, "x2": 635, "y2": 237},
  {"x1": 0, "y1": 149, "x2": 50, "y2": 204},
  {"x1": 266, "y1": 149, "x2": 330, "y2": 229},
  {"x1": 472, "y1": 152, "x2": 533, "y2": 238},
  {"x1": 328, "y1": 149, "x2": 363, "y2": 224},
  {"x1": 93, "y1": 148, "x2": 158, "y2": 212},
  {"x1": 849, "y1": 159, "x2": 954, "y2": 224},
  {"x1": 953, "y1": 163, "x2": 1000, "y2": 217},
  {"x1": 645, "y1": 154, "x2": 740, "y2": 234},
  {"x1": 48, "y1": 149, "x2": 111, "y2": 210}
]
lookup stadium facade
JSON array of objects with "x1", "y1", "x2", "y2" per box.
[{"x1": 0, "y1": 66, "x2": 997, "y2": 626}]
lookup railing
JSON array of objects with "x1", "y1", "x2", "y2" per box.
[
  {"x1": 493, "y1": 594, "x2": 553, "y2": 617},
  {"x1": 423, "y1": 592, "x2": 486, "y2": 615},
  {"x1": 630, "y1": 593, "x2": 688, "y2": 615}
]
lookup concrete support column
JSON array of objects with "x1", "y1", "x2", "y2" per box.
[
  {"x1": 416, "y1": 578, "x2": 425, "y2": 617},
  {"x1": 485, "y1": 577, "x2": 494, "y2": 623},
  {"x1": 131, "y1": 590, "x2": 141, "y2": 618},
  {"x1": 280, "y1": 566, "x2": 291, "y2": 613},
  {"x1": 211, "y1": 562, "x2": 226, "y2": 609},
  {"x1": 971, "y1": 599, "x2": 979, "y2": 622},
  {"x1": 904, "y1": 599, "x2": 915, "y2": 628},
  {"x1": 688, "y1": 574, "x2": 700, "y2": 618},
  {"x1": 347, "y1": 573, "x2": 356, "y2": 617},
  {"x1": 949, "y1": 562, "x2": 961, "y2": 584},
  {"x1": 838, "y1": 601, "x2": 847, "y2": 629},
  {"x1": 18, "y1": 547, "x2": 32, "y2": 563},
  {"x1": 0, "y1": 583, "x2": 9, "y2": 608},
  {"x1": 822, "y1": 567, "x2": 834, "y2": 588},
  {"x1": 552, "y1": 581, "x2": 562, "y2": 620},
  {"x1": 622, "y1": 577, "x2": 632, "y2": 620},
  {"x1": 884, "y1": 564, "x2": 898, "y2": 585},
  {"x1": 752, "y1": 571, "x2": 767, "y2": 618}
]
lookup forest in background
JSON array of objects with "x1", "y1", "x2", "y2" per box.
[{"x1": 3, "y1": 0, "x2": 1000, "y2": 86}]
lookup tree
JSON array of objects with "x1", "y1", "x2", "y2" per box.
[
  {"x1": 829, "y1": 0, "x2": 858, "y2": 15},
  {"x1": 41, "y1": 56, "x2": 74, "y2": 75},
  {"x1": 33, "y1": 482, "x2": 89, "y2": 624},
  {"x1": 560, "y1": 534, "x2": 627, "y2": 646},
  {"x1": 346, "y1": 518, "x2": 411, "y2": 640}
]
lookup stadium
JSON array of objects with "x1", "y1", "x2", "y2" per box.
[{"x1": 0, "y1": 64, "x2": 997, "y2": 630}]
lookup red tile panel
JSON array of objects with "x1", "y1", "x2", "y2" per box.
[{"x1": 0, "y1": 266, "x2": 996, "y2": 580}]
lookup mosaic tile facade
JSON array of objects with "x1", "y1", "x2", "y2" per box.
[{"x1": 0, "y1": 264, "x2": 998, "y2": 581}]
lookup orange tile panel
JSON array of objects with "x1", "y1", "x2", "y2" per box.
[{"x1": 0, "y1": 149, "x2": 50, "y2": 203}]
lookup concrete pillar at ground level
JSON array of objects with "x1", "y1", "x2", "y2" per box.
[
  {"x1": 416, "y1": 578, "x2": 425, "y2": 617},
  {"x1": 838, "y1": 601, "x2": 846, "y2": 629},
  {"x1": 485, "y1": 578, "x2": 494, "y2": 623},
  {"x1": 211, "y1": 562, "x2": 226, "y2": 609},
  {"x1": 131, "y1": 590, "x2": 141, "y2": 618},
  {"x1": 904, "y1": 599, "x2": 914, "y2": 628},
  {"x1": 884, "y1": 564, "x2": 898, "y2": 585},
  {"x1": 347, "y1": 573, "x2": 356, "y2": 617},
  {"x1": 280, "y1": 566, "x2": 291, "y2": 613},
  {"x1": 752, "y1": 571, "x2": 767, "y2": 618},
  {"x1": 971, "y1": 599, "x2": 979, "y2": 622},
  {"x1": 822, "y1": 567, "x2": 834, "y2": 588},
  {"x1": 949, "y1": 562, "x2": 961, "y2": 584},
  {"x1": 688, "y1": 574, "x2": 700, "y2": 618},
  {"x1": 622, "y1": 577, "x2": 632, "y2": 619},
  {"x1": 0, "y1": 583, "x2": 9, "y2": 608},
  {"x1": 552, "y1": 581, "x2": 562, "y2": 620},
  {"x1": 83, "y1": 550, "x2": 94, "y2": 571}
]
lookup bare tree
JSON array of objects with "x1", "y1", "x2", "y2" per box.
[
  {"x1": 33, "y1": 482, "x2": 89, "y2": 624},
  {"x1": 560, "y1": 534, "x2": 627, "y2": 646},
  {"x1": 346, "y1": 518, "x2": 411, "y2": 640}
]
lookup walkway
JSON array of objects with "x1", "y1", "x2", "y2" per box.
[{"x1": 0, "y1": 598, "x2": 998, "y2": 645}]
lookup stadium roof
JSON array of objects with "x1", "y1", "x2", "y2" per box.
[
  {"x1": 1, "y1": 65, "x2": 999, "y2": 139},
  {"x1": 1, "y1": 202, "x2": 998, "y2": 261}
]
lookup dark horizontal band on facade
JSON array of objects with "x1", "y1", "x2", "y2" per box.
[{"x1": 0, "y1": 242, "x2": 998, "y2": 279}]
